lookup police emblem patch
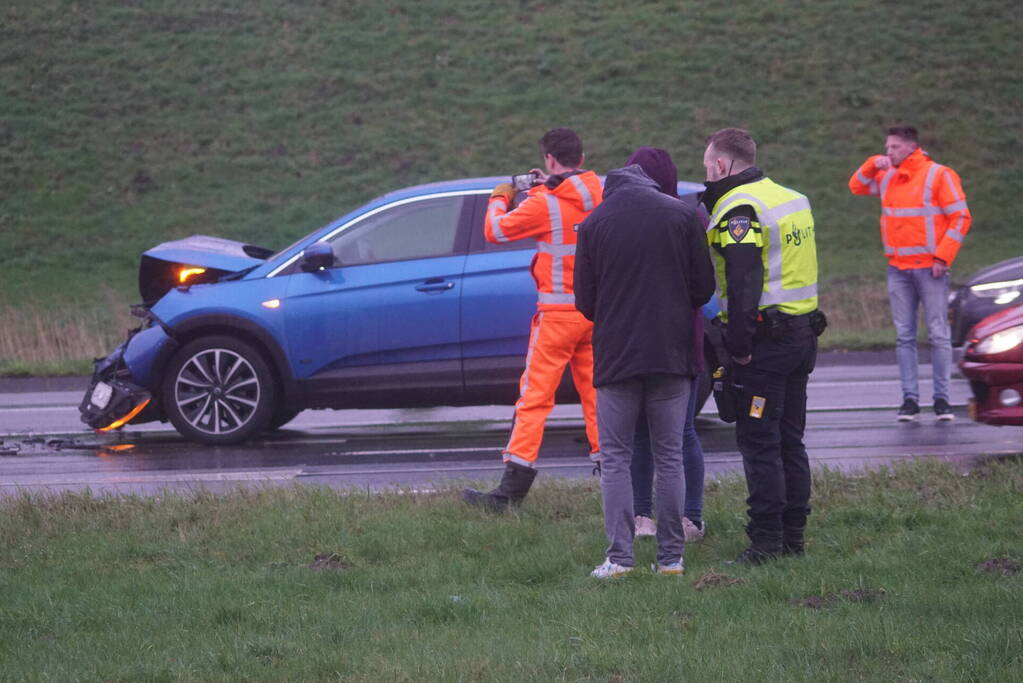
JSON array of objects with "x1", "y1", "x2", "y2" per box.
[{"x1": 727, "y1": 215, "x2": 751, "y2": 242}]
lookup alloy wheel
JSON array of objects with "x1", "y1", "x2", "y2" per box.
[{"x1": 173, "y1": 347, "x2": 261, "y2": 435}]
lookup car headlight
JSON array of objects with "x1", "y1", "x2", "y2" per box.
[
  {"x1": 970, "y1": 278, "x2": 1023, "y2": 305},
  {"x1": 974, "y1": 324, "x2": 1023, "y2": 355}
]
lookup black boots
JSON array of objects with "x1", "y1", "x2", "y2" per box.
[
  {"x1": 462, "y1": 462, "x2": 537, "y2": 512},
  {"x1": 782, "y1": 525, "x2": 805, "y2": 556},
  {"x1": 734, "y1": 526, "x2": 783, "y2": 565}
]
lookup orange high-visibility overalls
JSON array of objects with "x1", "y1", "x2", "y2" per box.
[{"x1": 484, "y1": 171, "x2": 603, "y2": 466}]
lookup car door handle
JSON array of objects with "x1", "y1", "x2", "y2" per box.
[{"x1": 415, "y1": 279, "x2": 455, "y2": 292}]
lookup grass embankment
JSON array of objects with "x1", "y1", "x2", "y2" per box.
[
  {"x1": 1, "y1": 459, "x2": 1021, "y2": 680},
  {"x1": 3, "y1": 1, "x2": 1022, "y2": 373}
]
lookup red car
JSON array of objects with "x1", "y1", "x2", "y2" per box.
[{"x1": 960, "y1": 304, "x2": 1023, "y2": 425}]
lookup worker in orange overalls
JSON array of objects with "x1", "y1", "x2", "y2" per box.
[
  {"x1": 463, "y1": 127, "x2": 602, "y2": 511},
  {"x1": 849, "y1": 125, "x2": 971, "y2": 421}
]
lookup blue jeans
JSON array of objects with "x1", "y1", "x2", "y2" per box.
[
  {"x1": 596, "y1": 374, "x2": 690, "y2": 567},
  {"x1": 887, "y1": 266, "x2": 952, "y2": 402},
  {"x1": 631, "y1": 381, "x2": 704, "y2": 522}
]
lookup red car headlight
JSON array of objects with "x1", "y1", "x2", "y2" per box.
[{"x1": 974, "y1": 324, "x2": 1023, "y2": 355}]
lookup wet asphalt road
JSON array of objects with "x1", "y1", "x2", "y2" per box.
[{"x1": 1, "y1": 355, "x2": 1021, "y2": 496}]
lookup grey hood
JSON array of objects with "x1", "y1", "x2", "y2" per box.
[{"x1": 602, "y1": 164, "x2": 661, "y2": 198}]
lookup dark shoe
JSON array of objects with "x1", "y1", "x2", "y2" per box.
[
  {"x1": 897, "y1": 398, "x2": 920, "y2": 422},
  {"x1": 734, "y1": 545, "x2": 778, "y2": 565},
  {"x1": 463, "y1": 462, "x2": 537, "y2": 512},
  {"x1": 934, "y1": 398, "x2": 955, "y2": 421},
  {"x1": 781, "y1": 525, "x2": 805, "y2": 556},
  {"x1": 733, "y1": 526, "x2": 782, "y2": 565}
]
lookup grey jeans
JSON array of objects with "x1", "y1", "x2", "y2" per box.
[{"x1": 596, "y1": 373, "x2": 690, "y2": 567}]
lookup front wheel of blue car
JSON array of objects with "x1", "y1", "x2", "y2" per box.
[{"x1": 162, "y1": 335, "x2": 277, "y2": 445}]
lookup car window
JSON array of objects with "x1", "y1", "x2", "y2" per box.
[
  {"x1": 468, "y1": 196, "x2": 536, "y2": 252},
  {"x1": 328, "y1": 196, "x2": 464, "y2": 266}
]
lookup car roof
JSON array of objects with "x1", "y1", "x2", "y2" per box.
[
  {"x1": 376, "y1": 175, "x2": 704, "y2": 203},
  {"x1": 259, "y1": 175, "x2": 705, "y2": 277}
]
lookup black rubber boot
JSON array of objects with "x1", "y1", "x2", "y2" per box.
[
  {"x1": 781, "y1": 525, "x2": 805, "y2": 556},
  {"x1": 462, "y1": 462, "x2": 537, "y2": 512},
  {"x1": 734, "y1": 526, "x2": 783, "y2": 565}
]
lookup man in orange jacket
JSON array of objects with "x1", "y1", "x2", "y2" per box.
[
  {"x1": 849, "y1": 125, "x2": 971, "y2": 421},
  {"x1": 463, "y1": 127, "x2": 602, "y2": 510}
]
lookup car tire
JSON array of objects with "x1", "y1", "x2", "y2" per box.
[{"x1": 162, "y1": 335, "x2": 276, "y2": 445}]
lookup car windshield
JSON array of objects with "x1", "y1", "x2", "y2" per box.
[{"x1": 267, "y1": 231, "x2": 319, "y2": 264}]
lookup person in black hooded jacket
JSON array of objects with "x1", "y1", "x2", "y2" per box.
[{"x1": 574, "y1": 164, "x2": 715, "y2": 577}]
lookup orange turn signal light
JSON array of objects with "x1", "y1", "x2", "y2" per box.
[{"x1": 178, "y1": 267, "x2": 206, "y2": 283}]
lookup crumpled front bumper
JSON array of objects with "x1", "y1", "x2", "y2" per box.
[{"x1": 79, "y1": 336, "x2": 153, "y2": 431}]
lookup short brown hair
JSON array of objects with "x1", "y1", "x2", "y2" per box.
[
  {"x1": 705, "y1": 127, "x2": 757, "y2": 165},
  {"x1": 887, "y1": 125, "x2": 919, "y2": 144},
  {"x1": 539, "y1": 128, "x2": 584, "y2": 168}
]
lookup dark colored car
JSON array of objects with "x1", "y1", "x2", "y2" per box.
[
  {"x1": 949, "y1": 256, "x2": 1023, "y2": 347},
  {"x1": 80, "y1": 176, "x2": 709, "y2": 444},
  {"x1": 959, "y1": 304, "x2": 1023, "y2": 425}
]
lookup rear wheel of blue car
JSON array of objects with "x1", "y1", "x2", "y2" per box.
[{"x1": 162, "y1": 335, "x2": 277, "y2": 444}]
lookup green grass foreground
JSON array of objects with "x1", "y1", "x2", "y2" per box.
[{"x1": 2, "y1": 459, "x2": 1021, "y2": 681}]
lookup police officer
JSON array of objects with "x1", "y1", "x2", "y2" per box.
[{"x1": 701, "y1": 128, "x2": 823, "y2": 563}]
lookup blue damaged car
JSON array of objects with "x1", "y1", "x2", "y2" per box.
[{"x1": 81, "y1": 177, "x2": 706, "y2": 444}]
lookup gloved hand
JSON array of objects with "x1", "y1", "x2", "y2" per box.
[{"x1": 490, "y1": 183, "x2": 516, "y2": 204}]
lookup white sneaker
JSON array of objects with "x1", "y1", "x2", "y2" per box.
[
  {"x1": 590, "y1": 558, "x2": 633, "y2": 579},
  {"x1": 653, "y1": 560, "x2": 685, "y2": 575},
  {"x1": 634, "y1": 515, "x2": 657, "y2": 537},
  {"x1": 682, "y1": 517, "x2": 705, "y2": 542}
]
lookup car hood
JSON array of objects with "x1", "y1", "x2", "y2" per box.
[
  {"x1": 965, "y1": 255, "x2": 1023, "y2": 286},
  {"x1": 968, "y1": 303, "x2": 1023, "y2": 341},
  {"x1": 143, "y1": 235, "x2": 271, "y2": 272},
  {"x1": 139, "y1": 235, "x2": 274, "y2": 307}
]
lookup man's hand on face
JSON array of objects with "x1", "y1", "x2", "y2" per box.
[{"x1": 875, "y1": 156, "x2": 892, "y2": 171}]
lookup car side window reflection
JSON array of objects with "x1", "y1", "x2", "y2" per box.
[{"x1": 328, "y1": 196, "x2": 464, "y2": 266}]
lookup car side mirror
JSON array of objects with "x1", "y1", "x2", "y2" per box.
[{"x1": 300, "y1": 242, "x2": 335, "y2": 272}]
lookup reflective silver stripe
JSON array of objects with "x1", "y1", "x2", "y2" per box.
[
  {"x1": 567, "y1": 175, "x2": 595, "y2": 212},
  {"x1": 536, "y1": 242, "x2": 576, "y2": 257},
  {"x1": 878, "y1": 171, "x2": 895, "y2": 200},
  {"x1": 882, "y1": 206, "x2": 946, "y2": 217},
  {"x1": 885, "y1": 245, "x2": 896, "y2": 254},
  {"x1": 943, "y1": 168, "x2": 964, "y2": 201},
  {"x1": 897, "y1": 246, "x2": 929, "y2": 256},
  {"x1": 538, "y1": 292, "x2": 575, "y2": 305},
  {"x1": 941, "y1": 199, "x2": 969, "y2": 215},
  {"x1": 923, "y1": 163, "x2": 943, "y2": 206},
  {"x1": 545, "y1": 194, "x2": 564, "y2": 245},
  {"x1": 707, "y1": 191, "x2": 767, "y2": 230},
  {"x1": 946, "y1": 229, "x2": 965, "y2": 243},
  {"x1": 710, "y1": 188, "x2": 813, "y2": 303},
  {"x1": 545, "y1": 195, "x2": 565, "y2": 293},
  {"x1": 951, "y1": 211, "x2": 967, "y2": 241},
  {"x1": 869, "y1": 180, "x2": 879, "y2": 195},
  {"x1": 503, "y1": 454, "x2": 535, "y2": 468},
  {"x1": 760, "y1": 283, "x2": 818, "y2": 306},
  {"x1": 516, "y1": 311, "x2": 544, "y2": 402},
  {"x1": 759, "y1": 196, "x2": 811, "y2": 226},
  {"x1": 488, "y1": 202, "x2": 511, "y2": 242},
  {"x1": 856, "y1": 170, "x2": 873, "y2": 187},
  {"x1": 922, "y1": 163, "x2": 943, "y2": 253}
]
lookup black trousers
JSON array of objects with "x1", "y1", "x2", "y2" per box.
[{"x1": 732, "y1": 332, "x2": 817, "y2": 532}]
